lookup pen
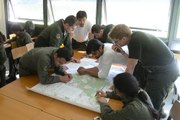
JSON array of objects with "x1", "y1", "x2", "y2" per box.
[{"x1": 95, "y1": 86, "x2": 104, "y2": 97}]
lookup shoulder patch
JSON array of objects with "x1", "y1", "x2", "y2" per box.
[
  {"x1": 43, "y1": 66, "x2": 48, "y2": 71},
  {"x1": 56, "y1": 34, "x2": 61, "y2": 39}
]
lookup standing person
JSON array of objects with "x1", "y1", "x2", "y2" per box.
[
  {"x1": 108, "y1": 24, "x2": 179, "y2": 118},
  {"x1": 72, "y1": 10, "x2": 92, "y2": 50},
  {"x1": 77, "y1": 39, "x2": 128, "y2": 79},
  {"x1": 19, "y1": 47, "x2": 73, "y2": 84},
  {"x1": 34, "y1": 15, "x2": 77, "y2": 55},
  {"x1": 91, "y1": 24, "x2": 113, "y2": 43},
  {"x1": 96, "y1": 72, "x2": 159, "y2": 120},
  {"x1": 0, "y1": 32, "x2": 7, "y2": 87}
]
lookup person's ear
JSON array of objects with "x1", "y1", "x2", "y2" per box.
[{"x1": 54, "y1": 53, "x2": 58, "y2": 58}]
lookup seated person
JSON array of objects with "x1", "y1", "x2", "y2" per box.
[
  {"x1": 77, "y1": 39, "x2": 128, "y2": 79},
  {"x1": 24, "y1": 20, "x2": 35, "y2": 37},
  {"x1": 90, "y1": 24, "x2": 113, "y2": 43},
  {"x1": 19, "y1": 47, "x2": 73, "y2": 84},
  {"x1": 96, "y1": 72, "x2": 159, "y2": 120},
  {"x1": 8, "y1": 23, "x2": 33, "y2": 47},
  {"x1": 72, "y1": 10, "x2": 92, "y2": 50},
  {"x1": 0, "y1": 32, "x2": 7, "y2": 87}
]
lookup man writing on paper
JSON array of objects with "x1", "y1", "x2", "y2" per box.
[
  {"x1": 77, "y1": 39, "x2": 128, "y2": 79},
  {"x1": 19, "y1": 47, "x2": 73, "y2": 84}
]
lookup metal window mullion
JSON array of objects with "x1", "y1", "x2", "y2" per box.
[
  {"x1": 167, "y1": 0, "x2": 180, "y2": 45},
  {"x1": 43, "y1": 0, "x2": 48, "y2": 26}
]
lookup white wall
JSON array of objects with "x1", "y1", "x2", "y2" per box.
[{"x1": 0, "y1": 0, "x2": 6, "y2": 36}]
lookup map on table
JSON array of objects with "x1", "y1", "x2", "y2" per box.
[{"x1": 27, "y1": 58, "x2": 125, "y2": 113}]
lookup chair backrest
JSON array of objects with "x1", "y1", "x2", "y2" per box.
[
  {"x1": 11, "y1": 45, "x2": 28, "y2": 60},
  {"x1": 10, "y1": 41, "x2": 17, "y2": 49},
  {"x1": 169, "y1": 100, "x2": 180, "y2": 120},
  {"x1": 26, "y1": 42, "x2": 34, "y2": 51}
]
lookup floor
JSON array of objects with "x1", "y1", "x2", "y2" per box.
[{"x1": 162, "y1": 76, "x2": 180, "y2": 120}]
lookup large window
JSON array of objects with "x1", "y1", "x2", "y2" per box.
[
  {"x1": 177, "y1": 17, "x2": 180, "y2": 39},
  {"x1": 8, "y1": 0, "x2": 43, "y2": 24},
  {"x1": 47, "y1": 0, "x2": 96, "y2": 25},
  {"x1": 102, "y1": 0, "x2": 171, "y2": 38}
]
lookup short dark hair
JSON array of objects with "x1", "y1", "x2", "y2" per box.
[
  {"x1": 113, "y1": 72, "x2": 139, "y2": 97},
  {"x1": 11, "y1": 23, "x2": 24, "y2": 32},
  {"x1": 56, "y1": 47, "x2": 72, "y2": 61},
  {"x1": 91, "y1": 24, "x2": 104, "y2": 33},
  {"x1": 114, "y1": 72, "x2": 159, "y2": 119},
  {"x1": 86, "y1": 39, "x2": 104, "y2": 54},
  {"x1": 64, "y1": 15, "x2": 77, "y2": 26},
  {"x1": 76, "y1": 10, "x2": 87, "y2": 19}
]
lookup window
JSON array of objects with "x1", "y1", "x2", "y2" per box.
[
  {"x1": 47, "y1": 0, "x2": 96, "y2": 25},
  {"x1": 8, "y1": 0, "x2": 43, "y2": 24},
  {"x1": 177, "y1": 18, "x2": 180, "y2": 39},
  {"x1": 102, "y1": 0, "x2": 171, "y2": 38}
]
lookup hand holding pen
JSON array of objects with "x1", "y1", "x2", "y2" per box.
[{"x1": 95, "y1": 91, "x2": 108, "y2": 103}]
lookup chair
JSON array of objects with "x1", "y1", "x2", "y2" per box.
[
  {"x1": 11, "y1": 45, "x2": 28, "y2": 60},
  {"x1": 167, "y1": 100, "x2": 180, "y2": 120},
  {"x1": 9, "y1": 45, "x2": 28, "y2": 81},
  {"x1": 25, "y1": 42, "x2": 34, "y2": 51},
  {"x1": 10, "y1": 41, "x2": 17, "y2": 49}
]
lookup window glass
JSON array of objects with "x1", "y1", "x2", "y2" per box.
[
  {"x1": 102, "y1": 0, "x2": 171, "y2": 38},
  {"x1": 48, "y1": 0, "x2": 96, "y2": 25},
  {"x1": 8, "y1": 0, "x2": 43, "y2": 24},
  {"x1": 177, "y1": 18, "x2": 180, "y2": 38}
]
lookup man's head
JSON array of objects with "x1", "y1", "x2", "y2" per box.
[
  {"x1": 108, "y1": 24, "x2": 131, "y2": 47},
  {"x1": 11, "y1": 23, "x2": 24, "y2": 35},
  {"x1": 64, "y1": 15, "x2": 77, "y2": 33},
  {"x1": 76, "y1": 10, "x2": 87, "y2": 27},
  {"x1": 91, "y1": 24, "x2": 104, "y2": 39},
  {"x1": 86, "y1": 39, "x2": 104, "y2": 59},
  {"x1": 54, "y1": 47, "x2": 72, "y2": 67}
]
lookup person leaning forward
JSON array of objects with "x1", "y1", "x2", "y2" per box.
[
  {"x1": 34, "y1": 15, "x2": 77, "y2": 55},
  {"x1": 19, "y1": 47, "x2": 73, "y2": 84},
  {"x1": 108, "y1": 24, "x2": 179, "y2": 118}
]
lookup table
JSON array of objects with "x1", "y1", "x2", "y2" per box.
[{"x1": 0, "y1": 50, "x2": 123, "y2": 120}]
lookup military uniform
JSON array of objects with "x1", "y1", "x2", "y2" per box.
[
  {"x1": 0, "y1": 42, "x2": 7, "y2": 87},
  {"x1": 34, "y1": 19, "x2": 72, "y2": 53},
  {"x1": 99, "y1": 91, "x2": 154, "y2": 120},
  {"x1": 19, "y1": 47, "x2": 65, "y2": 84},
  {"x1": 15, "y1": 32, "x2": 32, "y2": 47},
  {"x1": 10, "y1": 31, "x2": 32, "y2": 47}
]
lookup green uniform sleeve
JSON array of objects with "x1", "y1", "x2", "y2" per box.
[
  {"x1": 24, "y1": 32, "x2": 33, "y2": 44},
  {"x1": 37, "y1": 57, "x2": 60, "y2": 84},
  {"x1": 99, "y1": 102, "x2": 129, "y2": 120},
  {"x1": 106, "y1": 91, "x2": 122, "y2": 100}
]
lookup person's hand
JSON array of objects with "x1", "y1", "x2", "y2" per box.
[
  {"x1": 88, "y1": 32, "x2": 94, "y2": 40},
  {"x1": 59, "y1": 74, "x2": 72, "y2": 83},
  {"x1": 112, "y1": 44, "x2": 125, "y2": 55},
  {"x1": 77, "y1": 67, "x2": 86, "y2": 75},
  {"x1": 95, "y1": 90, "x2": 107, "y2": 97},
  {"x1": 71, "y1": 57, "x2": 80, "y2": 63},
  {"x1": 96, "y1": 95, "x2": 107, "y2": 103}
]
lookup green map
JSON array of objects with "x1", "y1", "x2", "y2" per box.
[{"x1": 29, "y1": 58, "x2": 124, "y2": 113}]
